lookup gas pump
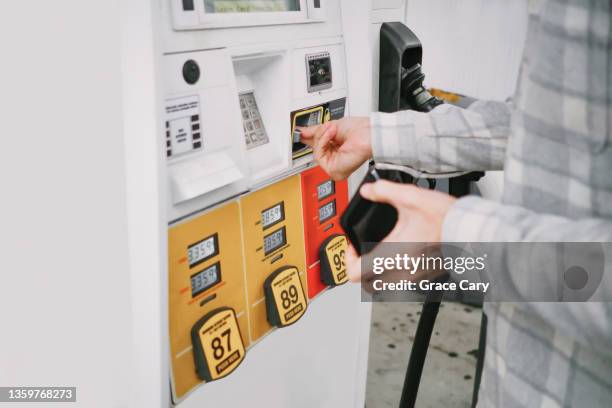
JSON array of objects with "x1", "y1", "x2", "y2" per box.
[
  {"x1": 159, "y1": 1, "x2": 368, "y2": 406},
  {"x1": 1, "y1": 1, "x2": 374, "y2": 407}
]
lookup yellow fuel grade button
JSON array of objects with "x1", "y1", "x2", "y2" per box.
[
  {"x1": 191, "y1": 307, "x2": 246, "y2": 382},
  {"x1": 319, "y1": 234, "x2": 349, "y2": 286},
  {"x1": 264, "y1": 266, "x2": 308, "y2": 327}
]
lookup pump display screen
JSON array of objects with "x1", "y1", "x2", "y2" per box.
[
  {"x1": 319, "y1": 200, "x2": 336, "y2": 223},
  {"x1": 188, "y1": 234, "x2": 219, "y2": 268},
  {"x1": 317, "y1": 180, "x2": 335, "y2": 201},
  {"x1": 262, "y1": 202, "x2": 285, "y2": 230},
  {"x1": 264, "y1": 227, "x2": 287, "y2": 255},
  {"x1": 191, "y1": 263, "x2": 221, "y2": 297},
  {"x1": 205, "y1": 0, "x2": 300, "y2": 13}
]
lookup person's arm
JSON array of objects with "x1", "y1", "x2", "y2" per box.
[
  {"x1": 372, "y1": 100, "x2": 511, "y2": 172},
  {"x1": 443, "y1": 196, "x2": 612, "y2": 353}
]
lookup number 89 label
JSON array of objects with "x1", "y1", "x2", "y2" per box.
[
  {"x1": 191, "y1": 308, "x2": 245, "y2": 382},
  {"x1": 264, "y1": 266, "x2": 308, "y2": 327}
]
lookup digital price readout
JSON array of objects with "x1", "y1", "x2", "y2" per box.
[
  {"x1": 188, "y1": 234, "x2": 219, "y2": 268},
  {"x1": 191, "y1": 263, "x2": 222, "y2": 297},
  {"x1": 261, "y1": 202, "x2": 285, "y2": 230},
  {"x1": 317, "y1": 180, "x2": 335, "y2": 201},
  {"x1": 319, "y1": 200, "x2": 336, "y2": 223},
  {"x1": 264, "y1": 227, "x2": 287, "y2": 255}
]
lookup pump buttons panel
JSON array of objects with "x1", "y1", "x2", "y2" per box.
[
  {"x1": 264, "y1": 266, "x2": 308, "y2": 327},
  {"x1": 191, "y1": 308, "x2": 246, "y2": 382},
  {"x1": 319, "y1": 234, "x2": 349, "y2": 286}
]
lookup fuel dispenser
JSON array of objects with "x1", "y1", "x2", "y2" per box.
[
  {"x1": 158, "y1": 0, "x2": 365, "y2": 405},
  {"x1": 7, "y1": 1, "x2": 372, "y2": 407},
  {"x1": 301, "y1": 166, "x2": 350, "y2": 298}
]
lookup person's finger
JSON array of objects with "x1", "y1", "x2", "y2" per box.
[
  {"x1": 313, "y1": 123, "x2": 337, "y2": 162},
  {"x1": 346, "y1": 244, "x2": 362, "y2": 283},
  {"x1": 299, "y1": 122, "x2": 328, "y2": 147},
  {"x1": 359, "y1": 180, "x2": 420, "y2": 209}
]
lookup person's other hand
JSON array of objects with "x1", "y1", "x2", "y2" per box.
[
  {"x1": 345, "y1": 180, "x2": 457, "y2": 283},
  {"x1": 299, "y1": 117, "x2": 372, "y2": 180}
]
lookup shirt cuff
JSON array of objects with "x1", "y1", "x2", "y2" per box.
[{"x1": 370, "y1": 111, "x2": 419, "y2": 166}]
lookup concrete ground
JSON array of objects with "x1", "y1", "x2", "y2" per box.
[{"x1": 365, "y1": 302, "x2": 482, "y2": 408}]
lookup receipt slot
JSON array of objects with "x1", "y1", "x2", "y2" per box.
[
  {"x1": 168, "y1": 202, "x2": 248, "y2": 401},
  {"x1": 301, "y1": 166, "x2": 349, "y2": 298},
  {"x1": 240, "y1": 175, "x2": 308, "y2": 341}
]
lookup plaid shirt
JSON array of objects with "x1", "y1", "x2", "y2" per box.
[{"x1": 371, "y1": 0, "x2": 612, "y2": 406}]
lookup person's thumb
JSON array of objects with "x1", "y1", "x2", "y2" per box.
[{"x1": 298, "y1": 123, "x2": 327, "y2": 146}]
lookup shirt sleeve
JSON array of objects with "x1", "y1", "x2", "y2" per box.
[
  {"x1": 371, "y1": 100, "x2": 511, "y2": 172},
  {"x1": 442, "y1": 196, "x2": 612, "y2": 354}
]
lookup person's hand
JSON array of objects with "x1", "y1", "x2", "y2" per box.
[
  {"x1": 299, "y1": 117, "x2": 372, "y2": 180},
  {"x1": 345, "y1": 180, "x2": 457, "y2": 283}
]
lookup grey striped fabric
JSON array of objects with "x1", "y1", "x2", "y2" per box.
[{"x1": 370, "y1": 0, "x2": 612, "y2": 406}]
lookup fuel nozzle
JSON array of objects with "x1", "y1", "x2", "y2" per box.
[{"x1": 400, "y1": 63, "x2": 444, "y2": 112}]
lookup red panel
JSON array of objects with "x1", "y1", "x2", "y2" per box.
[{"x1": 301, "y1": 166, "x2": 349, "y2": 299}]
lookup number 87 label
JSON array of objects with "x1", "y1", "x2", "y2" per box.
[
  {"x1": 264, "y1": 266, "x2": 308, "y2": 327},
  {"x1": 191, "y1": 308, "x2": 246, "y2": 382}
]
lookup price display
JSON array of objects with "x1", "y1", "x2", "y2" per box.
[
  {"x1": 188, "y1": 234, "x2": 218, "y2": 268},
  {"x1": 319, "y1": 235, "x2": 349, "y2": 286},
  {"x1": 261, "y1": 202, "x2": 285, "y2": 230},
  {"x1": 317, "y1": 180, "x2": 335, "y2": 201},
  {"x1": 191, "y1": 263, "x2": 221, "y2": 297},
  {"x1": 319, "y1": 200, "x2": 336, "y2": 223},
  {"x1": 264, "y1": 227, "x2": 287, "y2": 255},
  {"x1": 191, "y1": 308, "x2": 245, "y2": 382},
  {"x1": 264, "y1": 266, "x2": 308, "y2": 327}
]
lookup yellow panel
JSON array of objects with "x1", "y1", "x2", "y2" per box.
[
  {"x1": 168, "y1": 201, "x2": 249, "y2": 400},
  {"x1": 240, "y1": 175, "x2": 308, "y2": 342}
]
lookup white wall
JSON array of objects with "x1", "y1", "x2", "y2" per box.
[
  {"x1": 406, "y1": 0, "x2": 528, "y2": 101},
  {"x1": 0, "y1": 1, "x2": 132, "y2": 407}
]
